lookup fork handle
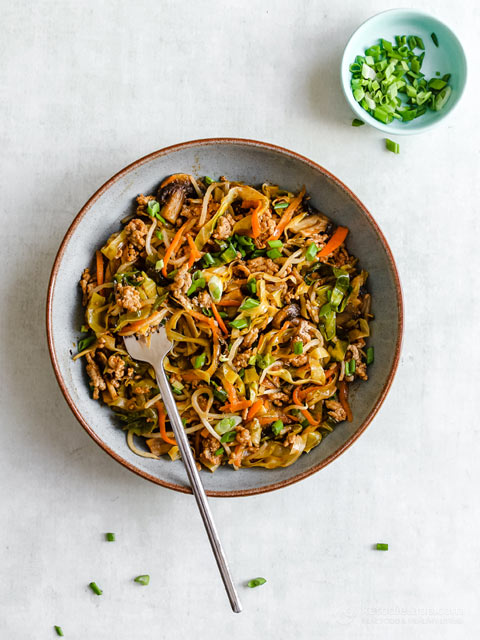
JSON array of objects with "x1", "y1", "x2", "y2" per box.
[{"x1": 154, "y1": 364, "x2": 242, "y2": 614}]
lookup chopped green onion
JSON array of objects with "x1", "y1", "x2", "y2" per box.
[
  {"x1": 230, "y1": 317, "x2": 249, "y2": 330},
  {"x1": 208, "y1": 275, "x2": 223, "y2": 302},
  {"x1": 80, "y1": 324, "x2": 89, "y2": 333},
  {"x1": 247, "y1": 577, "x2": 267, "y2": 588},
  {"x1": 266, "y1": 248, "x2": 282, "y2": 260},
  {"x1": 256, "y1": 353, "x2": 275, "y2": 369},
  {"x1": 221, "y1": 245, "x2": 237, "y2": 263},
  {"x1": 54, "y1": 626, "x2": 64, "y2": 636},
  {"x1": 385, "y1": 138, "x2": 400, "y2": 154},
  {"x1": 214, "y1": 447, "x2": 224, "y2": 456},
  {"x1": 415, "y1": 36, "x2": 425, "y2": 49},
  {"x1": 376, "y1": 543, "x2": 388, "y2": 551},
  {"x1": 352, "y1": 118, "x2": 365, "y2": 126},
  {"x1": 272, "y1": 420, "x2": 284, "y2": 436},
  {"x1": 201, "y1": 307, "x2": 213, "y2": 317},
  {"x1": 215, "y1": 417, "x2": 240, "y2": 435},
  {"x1": 186, "y1": 276, "x2": 206, "y2": 296},
  {"x1": 203, "y1": 252, "x2": 216, "y2": 266},
  {"x1": 134, "y1": 574, "x2": 150, "y2": 585},
  {"x1": 345, "y1": 359, "x2": 356, "y2": 376},
  {"x1": 293, "y1": 341, "x2": 303, "y2": 355},
  {"x1": 105, "y1": 532, "x2": 115, "y2": 542},
  {"x1": 366, "y1": 346, "x2": 374, "y2": 365},
  {"x1": 213, "y1": 387, "x2": 228, "y2": 403},
  {"x1": 239, "y1": 297, "x2": 260, "y2": 310},
  {"x1": 248, "y1": 354, "x2": 257, "y2": 366},
  {"x1": 193, "y1": 352, "x2": 206, "y2": 369},
  {"x1": 431, "y1": 32, "x2": 439, "y2": 47},
  {"x1": 267, "y1": 239, "x2": 283, "y2": 249},
  {"x1": 89, "y1": 582, "x2": 103, "y2": 596},
  {"x1": 273, "y1": 201, "x2": 289, "y2": 210},
  {"x1": 155, "y1": 229, "x2": 163, "y2": 241},
  {"x1": 78, "y1": 336, "x2": 96, "y2": 352},
  {"x1": 246, "y1": 278, "x2": 257, "y2": 295},
  {"x1": 147, "y1": 200, "x2": 160, "y2": 217},
  {"x1": 155, "y1": 259, "x2": 164, "y2": 271},
  {"x1": 220, "y1": 430, "x2": 237, "y2": 443},
  {"x1": 305, "y1": 243, "x2": 318, "y2": 261},
  {"x1": 204, "y1": 176, "x2": 214, "y2": 185}
]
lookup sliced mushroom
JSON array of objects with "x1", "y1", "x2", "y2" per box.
[
  {"x1": 272, "y1": 303, "x2": 301, "y2": 329},
  {"x1": 157, "y1": 174, "x2": 195, "y2": 224}
]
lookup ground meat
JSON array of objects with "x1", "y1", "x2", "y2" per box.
[
  {"x1": 295, "y1": 319, "x2": 313, "y2": 343},
  {"x1": 171, "y1": 263, "x2": 192, "y2": 308},
  {"x1": 105, "y1": 354, "x2": 125, "y2": 381},
  {"x1": 136, "y1": 194, "x2": 155, "y2": 208},
  {"x1": 247, "y1": 257, "x2": 279, "y2": 275},
  {"x1": 196, "y1": 290, "x2": 211, "y2": 308},
  {"x1": 320, "y1": 246, "x2": 350, "y2": 268},
  {"x1": 347, "y1": 344, "x2": 368, "y2": 380},
  {"x1": 284, "y1": 432, "x2": 302, "y2": 448},
  {"x1": 200, "y1": 435, "x2": 222, "y2": 467},
  {"x1": 133, "y1": 386, "x2": 149, "y2": 395},
  {"x1": 235, "y1": 426, "x2": 252, "y2": 447},
  {"x1": 290, "y1": 354, "x2": 308, "y2": 367},
  {"x1": 232, "y1": 350, "x2": 253, "y2": 370},
  {"x1": 125, "y1": 218, "x2": 148, "y2": 249},
  {"x1": 270, "y1": 391, "x2": 290, "y2": 406},
  {"x1": 326, "y1": 399, "x2": 347, "y2": 422},
  {"x1": 213, "y1": 213, "x2": 235, "y2": 240},
  {"x1": 85, "y1": 353, "x2": 106, "y2": 400},
  {"x1": 254, "y1": 209, "x2": 277, "y2": 248},
  {"x1": 79, "y1": 268, "x2": 96, "y2": 305},
  {"x1": 119, "y1": 243, "x2": 138, "y2": 263},
  {"x1": 242, "y1": 327, "x2": 259, "y2": 349},
  {"x1": 116, "y1": 284, "x2": 142, "y2": 312}
]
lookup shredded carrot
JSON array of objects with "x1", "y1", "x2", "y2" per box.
[
  {"x1": 118, "y1": 311, "x2": 164, "y2": 335},
  {"x1": 155, "y1": 402, "x2": 177, "y2": 445},
  {"x1": 292, "y1": 386, "x2": 320, "y2": 425},
  {"x1": 246, "y1": 398, "x2": 263, "y2": 421},
  {"x1": 187, "y1": 234, "x2": 201, "y2": 268},
  {"x1": 231, "y1": 444, "x2": 244, "y2": 468},
  {"x1": 210, "y1": 301, "x2": 229, "y2": 336},
  {"x1": 162, "y1": 220, "x2": 190, "y2": 276},
  {"x1": 96, "y1": 250, "x2": 104, "y2": 286},
  {"x1": 292, "y1": 387, "x2": 303, "y2": 406},
  {"x1": 223, "y1": 379, "x2": 238, "y2": 406},
  {"x1": 240, "y1": 200, "x2": 259, "y2": 208},
  {"x1": 325, "y1": 365, "x2": 338, "y2": 380},
  {"x1": 220, "y1": 399, "x2": 253, "y2": 412},
  {"x1": 317, "y1": 226, "x2": 349, "y2": 257},
  {"x1": 250, "y1": 202, "x2": 262, "y2": 239},
  {"x1": 187, "y1": 309, "x2": 219, "y2": 336},
  {"x1": 268, "y1": 186, "x2": 305, "y2": 241},
  {"x1": 216, "y1": 299, "x2": 241, "y2": 307},
  {"x1": 338, "y1": 380, "x2": 353, "y2": 422}
]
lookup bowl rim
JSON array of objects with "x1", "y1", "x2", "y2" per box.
[
  {"x1": 46, "y1": 137, "x2": 404, "y2": 497},
  {"x1": 340, "y1": 8, "x2": 468, "y2": 135}
]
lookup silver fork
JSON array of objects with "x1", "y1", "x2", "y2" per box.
[{"x1": 123, "y1": 329, "x2": 242, "y2": 613}]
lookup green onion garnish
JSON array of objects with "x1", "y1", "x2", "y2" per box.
[
  {"x1": 214, "y1": 447, "x2": 224, "y2": 456},
  {"x1": 105, "y1": 532, "x2": 115, "y2": 542},
  {"x1": 204, "y1": 176, "x2": 214, "y2": 185},
  {"x1": 230, "y1": 317, "x2": 249, "y2": 330},
  {"x1": 345, "y1": 359, "x2": 356, "y2": 376},
  {"x1": 376, "y1": 543, "x2": 388, "y2": 551},
  {"x1": 293, "y1": 341, "x2": 303, "y2": 355},
  {"x1": 147, "y1": 200, "x2": 160, "y2": 217},
  {"x1": 266, "y1": 248, "x2": 282, "y2": 260},
  {"x1": 213, "y1": 387, "x2": 228, "y2": 403},
  {"x1": 272, "y1": 420, "x2": 284, "y2": 436},
  {"x1": 246, "y1": 278, "x2": 257, "y2": 295},
  {"x1": 221, "y1": 245, "x2": 237, "y2": 263},
  {"x1": 267, "y1": 239, "x2": 283, "y2": 249},
  {"x1": 203, "y1": 252, "x2": 216, "y2": 266},
  {"x1": 208, "y1": 275, "x2": 223, "y2": 302},
  {"x1": 305, "y1": 243, "x2": 318, "y2": 261},
  {"x1": 80, "y1": 324, "x2": 89, "y2": 333},
  {"x1": 273, "y1": 201, "x2": 289, "y2": 210},
  {"x1": 366, "y1": 346, "x2": 374, "y2": 365},
  {"x1": 78, "y1": 336, "x2": 96, "y2": 352},
  {"x1": 154, "y1": 229, "x2": 163, "y2": 241},
  {"x1": 186, "y1": 276, "x2": 206, "y2": 296},
  {"x1": 89, "y1": 582, "x2": 103, "y2": 596},
  {"x1": 248, "y1": 354, "x2": 257, "y2": 366},
  {"x1": 155, "y1": 259, "x2": 164, "y2": 271},
  {"x1": 193, "y1": 352, "x2": 206, "y2": 369},
  {"x1": 385, "y1": 138, "x2": 400, "y2": 154},
  {"x1": 134, "y1": 574, "x2": 150, "y2": 585},
  {"x1": 220, "y1": 430, "x2": 237, "y2": 443},
  {"x1": 352, "y1": 118, "x2": 365, "y2": 126},
  {"x1": 431, "y1": 32, "x2": 439, "y2": 47},
  {"x1": 247, "y1": 577, "x2": 267, "y2": 588},
  {"x1": 54, "y1": 626, "x2": 64, "y2": 636},
  {"x1": 239, "y1": 297, "x2": 260, "y2": 310}
]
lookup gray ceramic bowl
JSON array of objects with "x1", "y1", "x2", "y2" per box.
[{"x1": 47, "y1": 138, "x2": 403, "y2": 497}]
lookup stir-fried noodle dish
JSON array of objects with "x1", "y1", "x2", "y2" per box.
[{"x1": 76, "y1": 174, "x2": 373, "y2": 471}]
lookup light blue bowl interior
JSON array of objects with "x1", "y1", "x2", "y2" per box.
[{"x1": 341, "y1": 9, "x2": 467, "y2": 135}]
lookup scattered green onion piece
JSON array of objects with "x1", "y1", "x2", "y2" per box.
[
  {"x1": 202, "y1": 307, "x2": 213, "y2": 317},
  {"x1": 78, "y1": 336, "x2": 96, "y2": 352},
  {"x1": 134, "y1": 575, "x2": 150, "y2": 585},
  {"x1": 293, "y1": 341, "x2": 303, "y2": 355},
  {"x1": 272, "y1": 420, "x2": 284, "y2": 436},
  {"x1": 239, "y1": 297, "x2": 260, "y2": 310},
  {"x1": 54, "y1": 626, "x2": 64, "y2": 637},
  {"x1": 431, "y1": 32, "x2": 439, "y2": 47},
  {"x1": 376, "y1": 543, "x2": 389, "y2": 551},
  {"x1": 213, "y1": 387, "x2": 228, "y2": 403},
  {"x1": 186, "y1": 276, "x2": 206, "y2": 296},
  {"x1": 155, "y1": 259, "x2": 164, "y2": 271},
  {"x1": 80, "y1": 324, "x2": 89, "y2": 333},
  {"x1": 366, "y1": 346, "x2": 374, "y2": 365},
  {"x1": 247, "y1": 577, "x2": 267, "y2": 588},
  {"x1": 203, "y1": 252, "x2": 216, "y2": 267},
  {"x1": 273, "y1": 201, "x2": 289, "y2": 210},
  {"x1": 246, "y1": 278, "x2": 257, "y2": 295},
  {"x1": 267, "y1": 239, "x2": 283, "y2": 249},
  {"x1": 221, "y1": 430, "x2": 237, "y2": 443},
  {"x1": 147, "y1": 200, "x2": 160, "y2": 217},
  {"x1": 415, "y1": 36, "x2": 425, "y2": 49},
  {"x1": 345, "y1": 359, "x2": 356, "y2": 376},
  {"x1": 385, "y1": 139, "x2": 400, "y2": 154},
  {"x1": 305, "y1": 243, "x2": 318, "y2": 261},
  {"x1": 230, "y1": 317, "x2": 249, "y2": 330},
  {"x1": 105, "y1": 532, "x2": 115, "y2": 542},
  {"x1": 204, "y1": 176, "x2": 214, "y2": 185},
  {"x1": 193, "y1": 352, "x2": 206, "y2": 369},
  {"x1": 208, "y1": 275, "x2": 223, "y2": 302},
  {"x1": 221, "y1": 245, "x2": 237, "y2": 263},
  {"x1": 215, "y1": 417, "x2": 238, "y2": 435},
  {"x1": 89, "y1": 582, "x2": 103, "y2": 596},
  {"x1": 352, "y1": 118, "x2": 365, "y2": 126},
  {"x1": 214, "y1": 447, "x2": 224, "y2": 456},
  {"x1": 248, "y1": 354, "x2": 257, "y2": 366},
  {"x1": 266, "y1": 248, "x2": 282, "y2": 260}
]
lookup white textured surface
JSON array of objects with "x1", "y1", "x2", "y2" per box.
[{"x1": 1, "y1": 0, "x2": 478, "y2": 638}]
